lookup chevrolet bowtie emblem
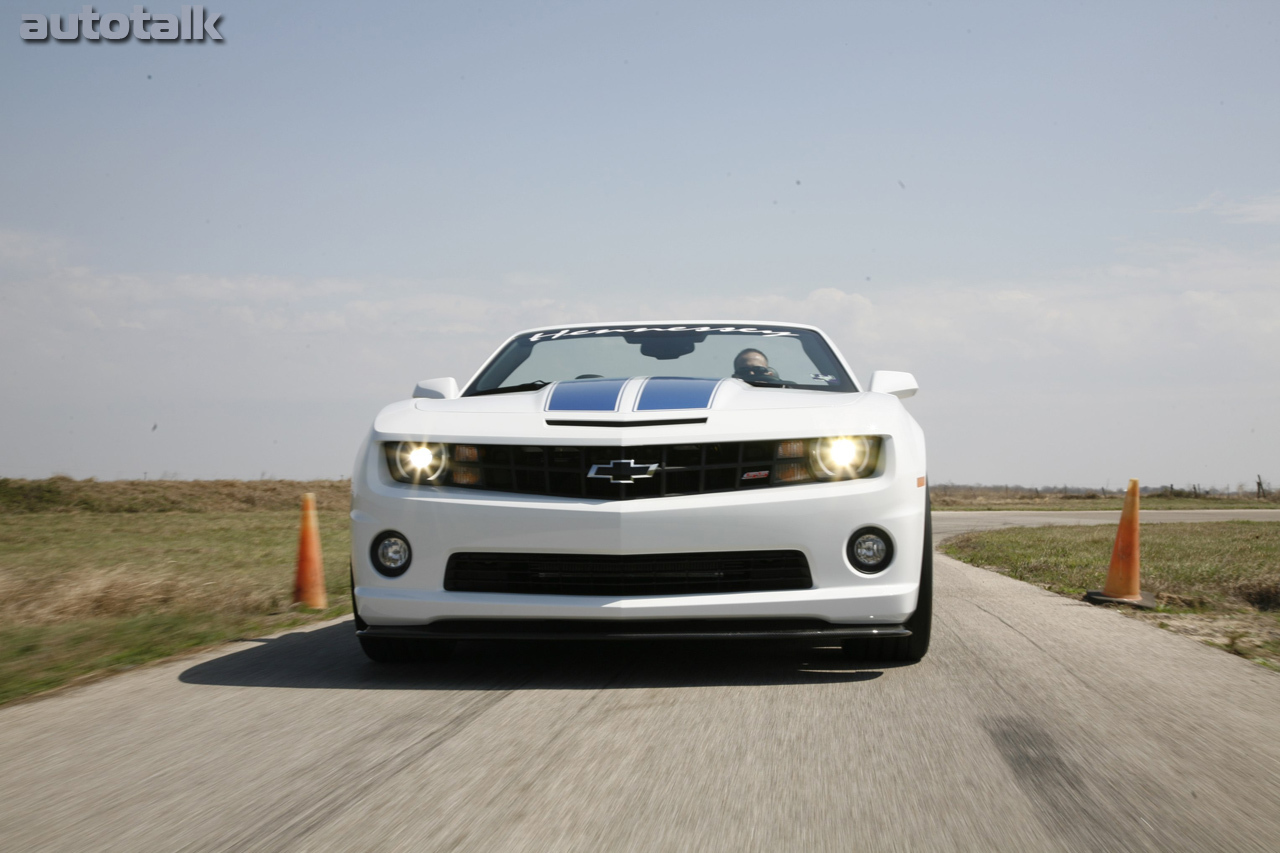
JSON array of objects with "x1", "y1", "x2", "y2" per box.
[{"x1": 588, "y1": 459, "x2": 659, "y2": 484}]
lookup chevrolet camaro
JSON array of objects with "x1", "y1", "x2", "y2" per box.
[{"x1": 350, "y1": 322, "x2": 930, "y2": 663}]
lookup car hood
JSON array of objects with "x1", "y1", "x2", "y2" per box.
[{"x1": 372, "y1": 377, "x2": 910, "y2": 445}]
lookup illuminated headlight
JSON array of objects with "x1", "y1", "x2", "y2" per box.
[
  {"x1": 810, "y1": 436, "x2": 880, "y2": 480},
  {"x1": 384, "y1": 441, "x2": 447, "y2": 483}
]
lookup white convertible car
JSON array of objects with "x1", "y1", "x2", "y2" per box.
[{"x1": 350, "y1": 322, "x2": 930, "y2": 663}]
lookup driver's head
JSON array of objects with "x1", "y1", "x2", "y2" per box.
[{"x1": 733, "y1": 348, "x2": 769, "y2": 375}]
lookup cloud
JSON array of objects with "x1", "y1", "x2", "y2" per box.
[
  {"x1": 2, "y1": 230, "x2": 1278, "y2": 482},
  {"x1": 1217, "y1": 192, "x2": 1280, "y2": 224},
  {"x1": 4, "y1": 231, "x2": 1279, "y2": 396},
  {"x1": 1174, "y1": 191, "x2": 1280, "y2": 224}
]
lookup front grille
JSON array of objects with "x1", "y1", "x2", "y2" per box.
[
  {"x1": 438, "y1": 441, "x2": 798, "y2": 500},
  {"x1": 444, "y1": 550, "x2": 812, "y2": 596}
]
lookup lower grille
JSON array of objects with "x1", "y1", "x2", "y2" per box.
[{"x1": 445, "y1": 550, "x2": 812, "y2": 596}]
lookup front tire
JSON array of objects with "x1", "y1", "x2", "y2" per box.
[{"x1": 843, "y1": 489, "x2": 932, "y2": 663}]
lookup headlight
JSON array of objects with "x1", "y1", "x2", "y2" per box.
[
  {"x1": 809, "y1": 436, "x2": 880, "y2": 480},
  {"x1": 384, "y1": 441, "x2": 447, "y2": 483}
]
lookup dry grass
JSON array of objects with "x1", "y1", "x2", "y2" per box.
[
  {"x1": 0, "y1": 566, "x2": 282, "y2": 625},
  {"x1": 941, "y1": 521, "x2": 1280, "y2": 668},
  {"x1": 932, "y1": 484, "x2": 1280, "y2": 511},
  {"x1": 0, "y1": 476, "x2": 351, "y2": 514},
  {"x1": 1136, "y1": 611, "x2": 1280, "y2": 670},
  {"x1": 0, "y1": 509, "x2": 352, "y2": 706}
]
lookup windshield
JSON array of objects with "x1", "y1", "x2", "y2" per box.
[{"x1": 465, "y1": 325, "x2": 855, "y2": 395}]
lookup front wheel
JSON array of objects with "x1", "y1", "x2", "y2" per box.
[
  {"x1": 843, "y1": 489, "x2": 932, "y2": 663},
  {"x1": 358, "y1": 635, "x2": 456, "y2": 664}
]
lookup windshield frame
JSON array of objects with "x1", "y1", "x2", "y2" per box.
[{"x1": 460, "y1": 322, "x2": 860, "y2": 397}]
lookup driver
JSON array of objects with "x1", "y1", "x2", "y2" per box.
[{"x1": 733, "y1": 348, "x2": 781, "y2": 381}]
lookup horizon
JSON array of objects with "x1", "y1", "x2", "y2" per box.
[{"x1": 7, "y1": 473, "x2": 1272, "y2": 496}]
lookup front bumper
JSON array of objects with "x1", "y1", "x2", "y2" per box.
[{"x1": 352, "y1": 444, "x2": 927, "y2": 629}]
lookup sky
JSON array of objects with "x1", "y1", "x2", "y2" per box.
[{"x1": 2, "y1": 0, "x2": 1278, "y2": 488}]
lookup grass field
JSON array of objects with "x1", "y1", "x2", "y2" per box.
[
  {"x1": 0, "y1": 476, "x2": 351, "y2": 514},
  {"x1": 931, "y1": 484, "x2": 1280, "y2": 511},
  {"x1": 0, "y1": 497, "x2": 352, "y2": 706},
  {"x1": 940, "y1": 522, "x2": 1280, "y2": 668}
]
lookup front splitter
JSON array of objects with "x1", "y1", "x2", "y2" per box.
[{"x1": 358, "y1": 618, "x2": 909, "y2": 641}]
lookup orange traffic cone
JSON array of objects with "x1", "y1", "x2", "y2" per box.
[
  {"x1": 293, "y1": 492, "x2": 328, "y2": 609},
  {"x1": 1085, "y1": 479, "x2": 1156, "y2": 608}
]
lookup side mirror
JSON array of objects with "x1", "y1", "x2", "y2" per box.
[
  {"x1": 413, "y1": 377, "x2": 460, "y2": 400},
  {"x1": 868, "y1": 370, "x2": 918, "y2": 399}
]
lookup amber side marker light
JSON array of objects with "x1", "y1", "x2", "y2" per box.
[
  {"x1": 776, "y1": 440, "x2": 806, "y2": 459},
  {"x1": 775, "y1": 461, "x2": 812, "y2": 482}
]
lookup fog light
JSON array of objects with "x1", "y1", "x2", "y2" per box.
[
  {"x1": 847, "y1": 527, "x2": 893, "y2": 573},
  {"x1": 370, "y1": 530, "x2": 412, "y2": 577},
  {"x1": 854, "y1": 535, "x2": 886, "y2": 564}
]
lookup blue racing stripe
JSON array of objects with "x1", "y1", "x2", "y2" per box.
[
  {"x1": 635, "y1": 377, "x2": 723, "y2": 411},
  {"x1": 546, "y1": 378, "x2": 628, "y2": 411}
]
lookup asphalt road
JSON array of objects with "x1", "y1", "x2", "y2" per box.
[{"x1": 2, "y1": 510, "x2": 1279, "y2": 852}]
